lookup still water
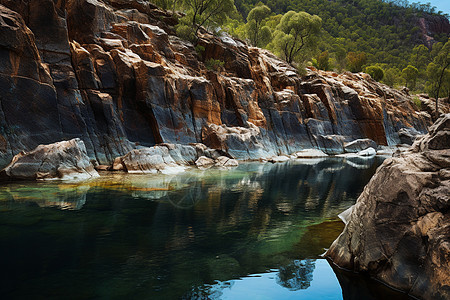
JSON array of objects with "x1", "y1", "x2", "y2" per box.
[{"x1": 0, "y1": 157, "x2": 406, "y2": 299}]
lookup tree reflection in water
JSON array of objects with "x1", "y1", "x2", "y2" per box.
[{"x1": 277, "y1": 259, "x2": 315, "y2": 290}]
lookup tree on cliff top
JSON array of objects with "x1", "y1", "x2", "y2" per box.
[
  {"x1": 180, "y1": 0, "x2": 237, "y2": 42},
  {"x1": 269, "y1": 11, "x2": 321, "y2": 64},
  {"x1": 402, "y1": 65, "x2": 418, "y2": 89},
  {"x1": 246, "y1": 3, "x2": 272, "y2": 47},
  {"x1": 365, "y1": 65, "x2": 384, "y2": 81},
  {"x1": 346, "y1": 52, "x2": 367, "y2": 73},
  {"x1": 426, "y1": 39, "x2": 450, "y2": 119}
]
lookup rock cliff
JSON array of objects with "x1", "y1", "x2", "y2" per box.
[
  {"x1": 326, "y1": 114, "x2": 450, "y2": 300},
  {"x1": 0, "y1": 0, "x2": 438, "y2": 167}
]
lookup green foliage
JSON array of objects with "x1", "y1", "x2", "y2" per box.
[
  {"x1": 365, "y1": 65, "x2": 384, "y2": 81},
  {"x1": 332, "y1": 43, "x2": 347, "y2": 71},
  {"x1": 179, "y1": 0, "x2": 237, "y2": 43},
  {"x1": 346, "y1": 52, "x2": 367, "y2": 73},
  {"x1": 425, "y1": 40, "x2": 450, "y2": 97},
  {"x1": 234, "y1": 0, "x2": 449, "y2": 74},
  {"x1": 402, "y1": 65, "x2": 419, "y2": 89},
  {"x1": 269, "y1": 11, "x2": 321, "y2": 64},
  {"x1": 205, "y1": 58, "x2": 225, "y2": 71},
  {"x1": 150, "y1": 0, "x2": 179, "y2": 11},
  {"x1": 316, "y1": 51, "x2": 330, "y2": 70},
  {"x1": 411, "y1": 95, "x2": 422, "y2": 110},
  {"x1": 382, "y1": 67, "x2": 401, "y2": 87},
  {"x1": 425, "y1": 39, "x2": 450, "y2": 118},
  {"x1": 176, "y1": 23, "x2": 197, "y2": 43},
  {"x1": 223, "y1": 17, "x2": 247, "y2": 39},
  {"x1": 195, "y1": 45, "x2": 205, "y2": 56},
  {"x1": 246, "y1": 3, "x2": 272, "y2": 46}
]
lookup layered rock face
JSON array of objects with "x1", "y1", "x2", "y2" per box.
[
  {"x1": 0, "y1": 0, "x2": 433, "y2": 167},
  {"x1": 326, "y1": 114, "x2": 450, "y2": 300},
  {"x1": 0, "y1": 139, "x2": 99, "y2": 180}
]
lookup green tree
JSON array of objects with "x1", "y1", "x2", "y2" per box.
[
  {"x1": 181, "y1": 0, "x2": 236, "y2": 42},
  {"x1": 382, "y1": 67, "x2": 401, "y2": 87},
  {"x1": 333, "y1": 44, "x2": 347, "y2": 71},
  {"x1": 425, "y1": 40, "x2": 450, "y2": 119},
  {"x1": 365, "y1": 65, "x2": 384, "y2": 81},
  {"x1": 346, "y1": 52, "x2": 367, "y2": 72},
  {"x1": 410, "y1": 44, "x2": 430, "y2": 69},
  {"x1": 151, "y1": 0, "x2": 180, "y2": 12},
  {"x1": 246, "y1": 3, "x2": 272, "y2": 47},
  {"x1": 316, "y1": 51, "x2": 330, "y2": 70},
  {"x1": 401, "y1": 65, "x2": 419, "y2": 89},
  {"x1": 270, "y1": 11, "x2": 322, "y2": 64}
]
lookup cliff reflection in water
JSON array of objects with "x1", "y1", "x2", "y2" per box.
[{"x1": 0, "y1": 157, "x2": 385, "y2": 299}]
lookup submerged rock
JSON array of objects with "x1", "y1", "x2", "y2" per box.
[
  {"x1": 0, "y1": 139, "x2": 99, "y2": 180},
  {"x1": 326, "y1": 114, "x2": 450, "y2": 300}
]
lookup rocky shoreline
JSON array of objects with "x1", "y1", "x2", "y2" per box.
[{"x1": 0, "y1": 135, "x2": 405, "y2": 181}]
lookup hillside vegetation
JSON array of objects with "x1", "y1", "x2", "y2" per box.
[{"x1": 152, "y1": 0, "x2": 449, "y2": 98}]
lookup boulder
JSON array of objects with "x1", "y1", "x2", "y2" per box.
[
  {"x1": 326, "y1": 114, "x2": 450, "y2": 300},
  {"x1": 398, "y1": 127, "x2": 423, "y2": 145},
  {"x1": 215, "y1": 156, "x2": 239, "y2": 168},
  {"x1": 293, "y1": 149, "x2": 329, "y2": 158},
  {"x1": 268, "y1": 156, "x2": 291, "y2": 163},
  {"x1": 356, "y1": 147, "x2": 376, "y2": 157},
  {"x1": 114, "y1": 145, "x2": 185, "y2": 174},
  {"x1": 344, "y1": 139, "x2": 377, "y2": 153},
  {"x1": 195, "y1": 156, "x2": 215, "y2": 168},
  {"x1": 0, "y1": 139, "x2": 99, "y2": 180}
]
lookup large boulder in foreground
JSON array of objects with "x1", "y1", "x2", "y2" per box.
[
  {"x1": 0, "y1": 139, "x2": 99, "y2": 180},
  {"x1": 326, "y1": 114, "x2": 450, "y2": 300}
]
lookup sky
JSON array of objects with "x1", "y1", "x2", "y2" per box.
[{"x1": 418, "y1": 0, "x2": 450, "y2": 14}]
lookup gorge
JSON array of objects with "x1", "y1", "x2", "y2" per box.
[{"x1": 0, "y1": 0, "x2": 449, "y2": 299}]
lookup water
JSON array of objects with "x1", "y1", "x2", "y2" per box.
[{"x1": 0, "y1": 157, "x2": 407, "y2": 299}]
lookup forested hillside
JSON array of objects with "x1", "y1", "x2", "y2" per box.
[
  {"x1": 152, "y1": 0, "x2": 449, "y2": 96},
  {"x1": 231, "y1": 0, "x2": 449, "y2": 91},
  {"x1": 235, "y1": 0, "x2": 448, "y2": 61}
]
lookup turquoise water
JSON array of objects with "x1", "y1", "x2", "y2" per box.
[{"x1": 0, "y1": 157, "x2": 407, "y2": 299}]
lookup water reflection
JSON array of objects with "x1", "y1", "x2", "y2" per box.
[
  {"x1": 188, "y1": 259, "x2": 342, "y2": 300},
  {"x1": 277, "y1": 259, "x2": 315, "y2": 290},
  {"x1": 0, "y1": 157, "x2": 393, "y2": 299}
]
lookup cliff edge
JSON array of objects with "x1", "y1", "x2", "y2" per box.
[{"x1": 0, "y1": 0, "x2": 441, "y2": 167}]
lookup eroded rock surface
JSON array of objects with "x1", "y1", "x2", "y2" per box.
[
  {"x1": 111, "y1": 143, "x2": 237, "y2": 172},
  {"x1": 0, "y1": 139, "x2": 99, "y2": 180},
  {"x1": 326, "y1": 114, "x2": 450, "y2": 300},
  {"x1": 0, "y1": 0, "x2": 435, "y2": 168}
]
